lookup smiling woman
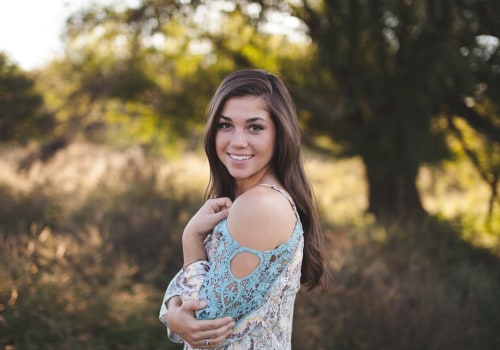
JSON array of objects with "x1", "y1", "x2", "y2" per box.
[
  {"x1": 159, "y1": 69, "x2": 325, "y2": 349},
  {"x1": 215, "y1": 96, "x2": 277, "y2": 195}
]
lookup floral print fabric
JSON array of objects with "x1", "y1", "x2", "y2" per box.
[{"x1": 159, "y1": 185, "x2": 303, "y2": 349}]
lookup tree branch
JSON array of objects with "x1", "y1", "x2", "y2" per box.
[{"x1": 455, "y1": 103, "x2": 500, "y2": 143}]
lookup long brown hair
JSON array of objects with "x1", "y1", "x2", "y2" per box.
[{"x1": 203, "y1": 69, "x2": 324, "y2": 289}]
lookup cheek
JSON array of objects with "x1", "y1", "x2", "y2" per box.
[{"x1": 266, "y1": 134, "x2": 277, "y2": 154}]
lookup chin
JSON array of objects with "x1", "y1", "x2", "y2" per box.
[{"x1": 228, "y1": 171, "x2": 252, "y2": 181}]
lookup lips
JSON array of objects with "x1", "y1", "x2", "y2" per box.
[{"x1": 228, "y1": 153, "x2": 253, "y2": 161}]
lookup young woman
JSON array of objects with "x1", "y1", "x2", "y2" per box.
[{"x1": 159, "y1": 69, "x2": 325, "y2": 349}]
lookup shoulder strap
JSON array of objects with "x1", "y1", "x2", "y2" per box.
[{"x1": 259, "y1": 184, "x2": 299, "y2": 219}]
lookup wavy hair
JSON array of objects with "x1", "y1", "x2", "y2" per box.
[{"x1": 203, "y1": 69, "x2": 324, "y2": 289}]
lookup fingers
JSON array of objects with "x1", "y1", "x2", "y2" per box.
[
  {"x1": 210, "y1": 197, "x2": 232, "y2": 222},
  {"x1": 214, "y1": 206, "x2": 230, "y2": 222},
  {"x1": 179, "y1": 301, "x2": 233, "y2": 347},
  {"x1": 208, "y1": 197, "x2": 232, "y2": 213},
  {"x1": 181, "y1": 299, "x2": 207, "y2": 313},
  {"x1": 193, "y1": 197, "x2": 230, "y2": 229},
  {"x1": 193, "y1": 329, "x2": 232, "y2": 349},
  {"x1": 184, "y1": 197, "x2": 232, "y2": 238},
  {"x1": 187, "y1": 317, "x2": 235, "y2": 349},
  {"x1": 221, "y1": 197, "x2": 232, "y2": 209},
  {"x1": 170, "y1": 298, "x2": 234, "y2": 348}
]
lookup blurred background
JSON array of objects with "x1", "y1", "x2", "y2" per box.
[{"x1": 1, "y1": 0, "x2": 499, "y2": 349}]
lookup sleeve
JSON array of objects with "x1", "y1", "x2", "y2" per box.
[{"x1": 158, "y1": 261, "x2": 210, "y2": 343}]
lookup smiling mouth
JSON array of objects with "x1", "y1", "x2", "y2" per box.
[{"x1": 228, "y1": 153, "x2": 253, "y2": 161}]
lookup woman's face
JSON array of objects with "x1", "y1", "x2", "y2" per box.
[{"x1": 215, "y1": 95, "x2": 277, "y2": 192}]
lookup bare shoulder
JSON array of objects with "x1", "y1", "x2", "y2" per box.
[{"x1": 227, "y1": 185, "x2": 297, "y2": 251}]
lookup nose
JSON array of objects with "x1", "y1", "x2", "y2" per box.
[{"x1": 231, "y1": 129, "x2": 248, "y2": 148}]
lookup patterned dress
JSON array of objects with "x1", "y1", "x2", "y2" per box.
[{"x1": 159, "y1": 185, "x2": 304, "y2": 349}]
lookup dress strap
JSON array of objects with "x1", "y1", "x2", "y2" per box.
[{"x1": 259, "y1": 184, "x2": 299, "y2": 219}]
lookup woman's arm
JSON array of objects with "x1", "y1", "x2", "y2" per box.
[
  {"x1": 182, "y1": 197, "x2": 232, "y2": 265},
  {"x1": 159, "y1": 197, "x2": 234, "y2": 346},
  {"x1": 159, "y1": 263, "x2": 235, "y2": 345}
]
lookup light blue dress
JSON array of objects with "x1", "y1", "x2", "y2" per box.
[{"x1": 159, "y1": 185, "x2": 304, "y2": 349}]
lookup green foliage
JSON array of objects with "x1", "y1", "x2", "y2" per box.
[
  {"x1": 34, "y1": 0, "x2": 309, "y2": 156},
  {"x1": 277, "y1": 0, "x2": 500, "y2": 217},
  {"x1": 0, "y1": 52, "x2": 54, "y2": 144},
  {"x1": 446, "y1": 109, "x2": 500, "y2": 228},
  {"x1": 418, "y1": 149, "x2": 500, "y2": 248}
]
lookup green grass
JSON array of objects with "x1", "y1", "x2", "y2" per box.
[{"x1": 1, "y1": 143, "x2": 499, "y2": 349}]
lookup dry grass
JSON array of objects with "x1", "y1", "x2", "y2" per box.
[{"x1": 1, "y1": 143, "x2": 499, "y2": 349}]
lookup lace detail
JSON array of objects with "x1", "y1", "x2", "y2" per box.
[
  {"x1": 195, "y1": 184, "x2": 301, "y2": 325},
  {"x1": 195, "y1": 216, "x2": 302, "y2": 325}
]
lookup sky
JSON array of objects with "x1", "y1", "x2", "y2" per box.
[
  {"x1": 0, "y1": 0, "x2": 305, "y2": 71},
  {"x1": 0, "y1": 0, "x2": 135, "y2": 70}
]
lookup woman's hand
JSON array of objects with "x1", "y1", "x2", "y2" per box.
[
  {"x1": 185, "y1": 197, "x2": 232, "y2": 239},
  {"x1": 182, "y1": 197, "x2": 232, "y2": 264},
  {"x1": 167, "y1": 296, "x2": 234, "y2": 348}
]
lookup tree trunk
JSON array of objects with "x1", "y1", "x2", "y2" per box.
[{"x1": 362, "y1": 158, "x2": 426, "y2": 220}]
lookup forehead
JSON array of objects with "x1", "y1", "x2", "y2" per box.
[{"x1": 220, "y1": 96, "x2": 270, "y2": 120}]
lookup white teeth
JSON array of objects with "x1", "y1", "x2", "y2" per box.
[{"x1": 230, "y1": 154, "x2": 252, "y2": 161}]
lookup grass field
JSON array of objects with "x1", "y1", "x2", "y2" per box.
[{"x1": 1, "y1": 143, "x2": 499, "y2": 349}]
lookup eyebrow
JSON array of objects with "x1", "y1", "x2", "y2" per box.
[{"x1": 219, "y1": 115, "x2": 267, "y2": 123}]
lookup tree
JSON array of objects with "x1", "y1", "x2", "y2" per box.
[
  {"x1": 56, "y1": 0, "x2": 500, "y2": 220},
  {"x1": 0, "y1": 52, "x2": 53, "y2": 144},
  {"x1": 281, "y1": 0, "x2": 500, "y2": 219},
  {"x1": 45, "y1": 0, "x2": 299, "y2": 155}
]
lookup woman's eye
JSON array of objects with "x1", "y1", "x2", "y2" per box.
[
  {"x1": 218, "y1": 122, "x2": 232, "y2": 129},
  {"x1": 249, "y1": 125, "x2": 264, "y2": 132}
]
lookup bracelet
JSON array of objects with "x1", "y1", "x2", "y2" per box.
[{"x1": 183, "y1": 258, "x2": 205, "y2": 271}]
